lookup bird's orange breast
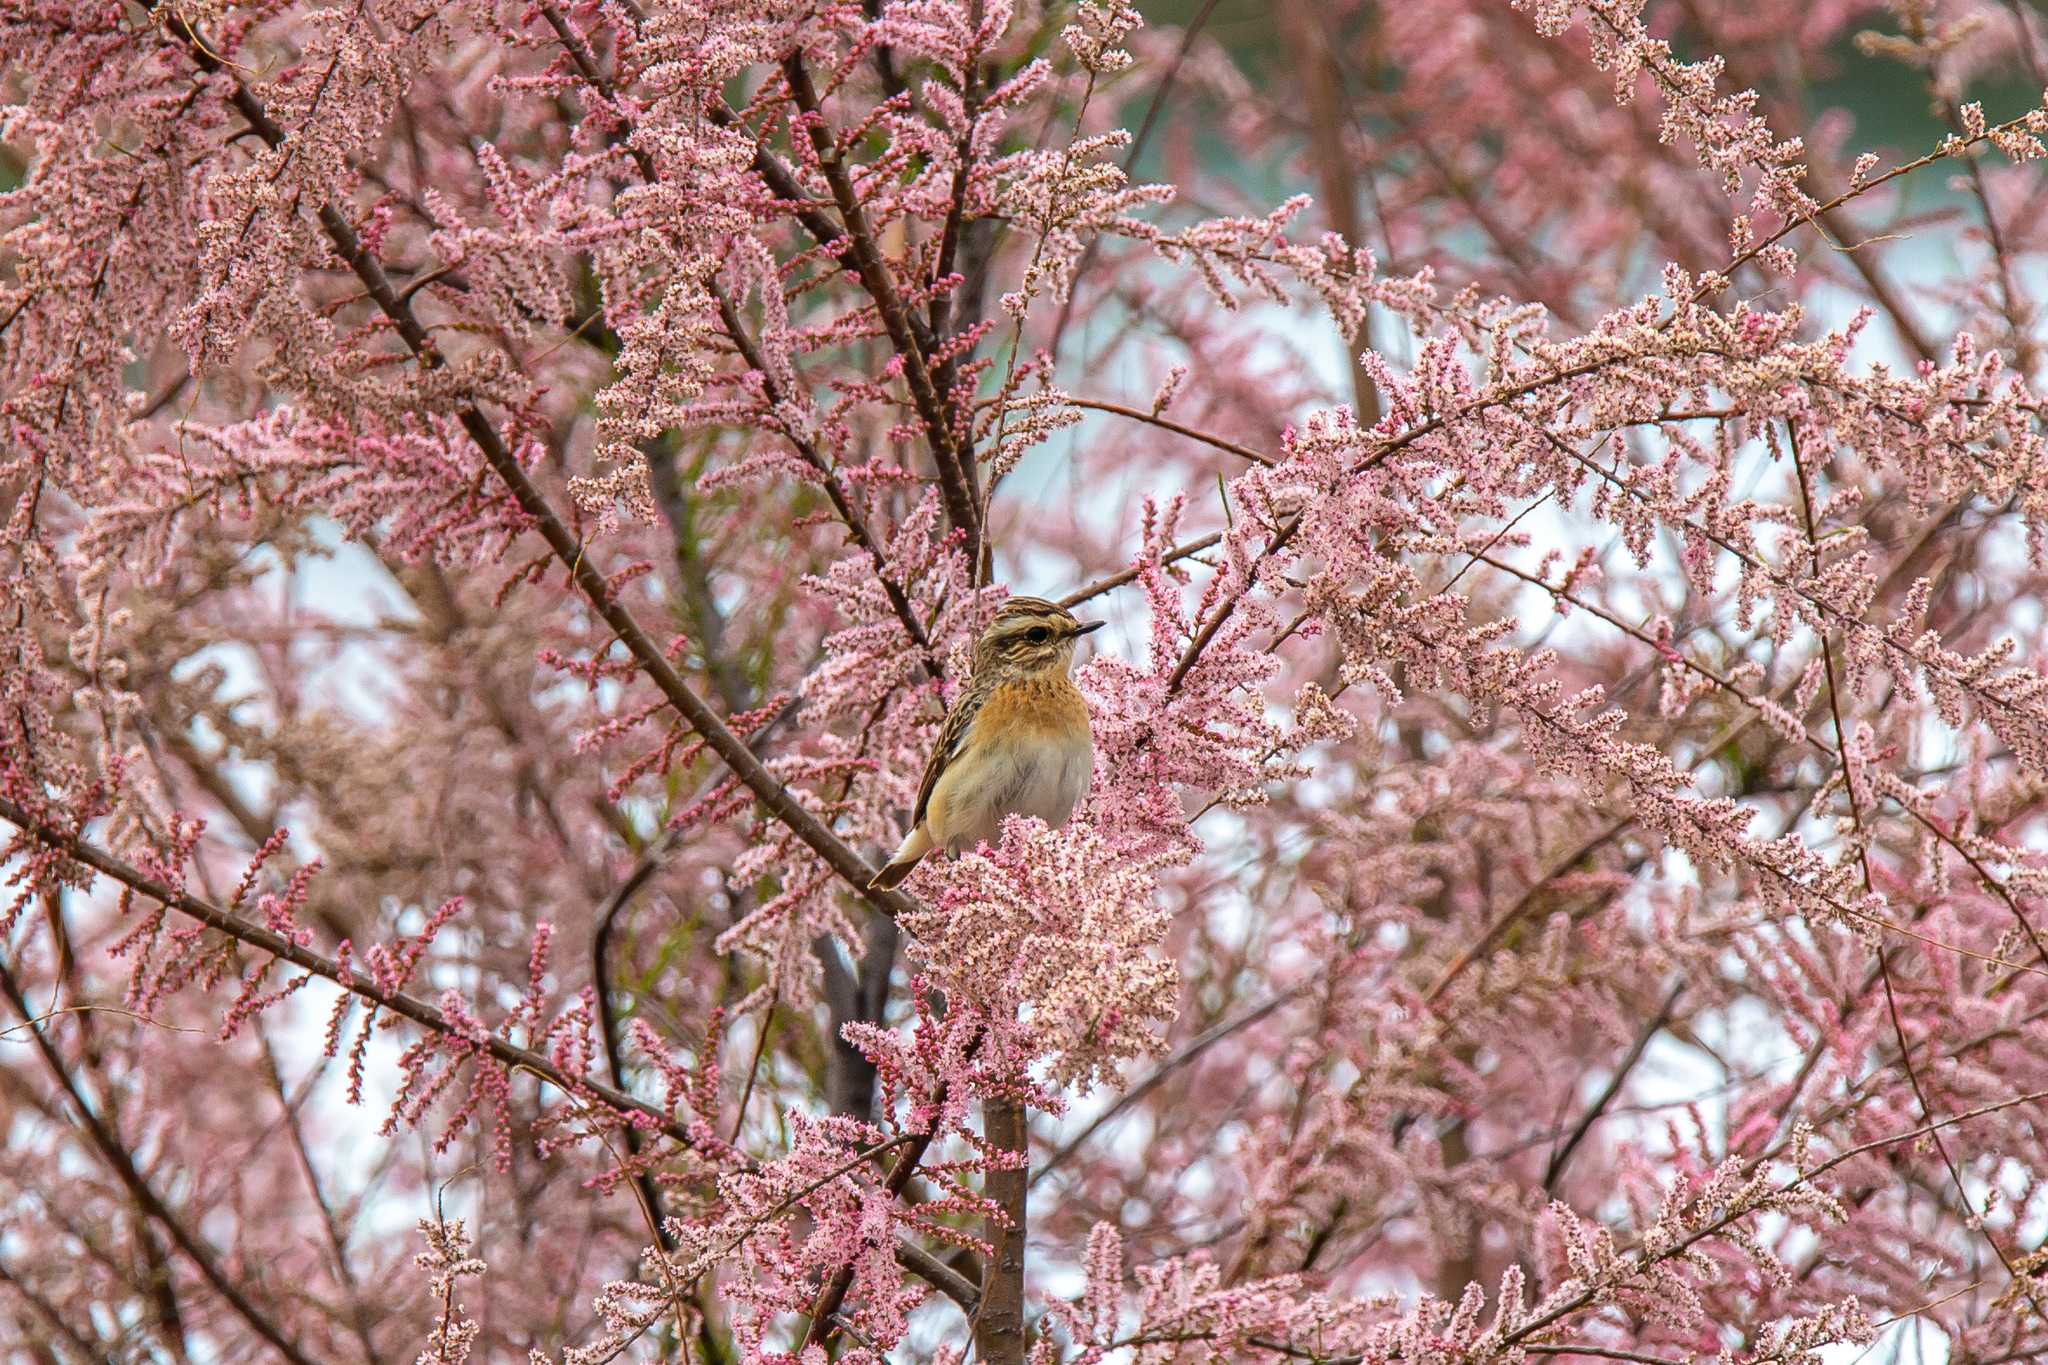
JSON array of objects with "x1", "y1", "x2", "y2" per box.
[{"x1": 973, "y1": 675, "x2": 1090, "y2": 740}]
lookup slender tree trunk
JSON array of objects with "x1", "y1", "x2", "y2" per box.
[
  {"x1": 976, "y1": 1097, "x2": 1028, "y2": 1365},
  {"x1": 1277, "y1": 0, "x2": 1383, "y2": 427},
  {"x1": 645, "y1": 435, "x2": 754, "y2": 716},
  {"x1": 815, "y1": 911, "x2": 900, "y2": 1123},
  {"x1": 1434, "y1": 1116, "x2": 1483, "y2": 1301}
]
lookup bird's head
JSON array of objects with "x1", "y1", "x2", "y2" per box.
[{"x1": 973, "y1": 596, "x2": 1104, "y2": 679}]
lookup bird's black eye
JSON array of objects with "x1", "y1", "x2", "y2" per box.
[{"x1": 1026, "y1": 626, "x2": 1050, "y2": 643}]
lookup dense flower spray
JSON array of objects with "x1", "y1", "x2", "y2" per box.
[{"x1": 6, "y1": 2, "x2": 2048, "y2": 1364}]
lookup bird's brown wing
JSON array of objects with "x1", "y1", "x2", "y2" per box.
[{"x1": 912, "y1": 687, "x2": 986, "y2": 826}]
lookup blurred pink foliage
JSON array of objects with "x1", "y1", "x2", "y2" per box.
[{"x1": 7, "y1": 2, "x2": 2048, "y2": 1365}]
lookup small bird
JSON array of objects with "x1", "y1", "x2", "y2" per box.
[{"x1": 868, "y1": 596, "x2": 1103, "y2": 890}]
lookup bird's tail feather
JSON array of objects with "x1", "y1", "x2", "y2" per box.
[{"x1": 867, "y1": 826, "x2": 933, "y2": 891}]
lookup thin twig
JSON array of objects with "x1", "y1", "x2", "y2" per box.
[
  {"x1": 799, "y1": 1030, "x2": 986, "y2": 1352},
  {"x1": 1031, "y1": 985, "x2": 1309, "y2": 1187},
  {"x1": 1069, "y1": 397, "x2": 1275, "y2": 466},
  {"x1": 1058, "y1": 532, "x2": 1223, "y2": 609},
  {"x1": 1167, "y1": 515, "x2": 1302, "y2": 693},
  {"x1": 1542, "y1": 979, "x2": 1684, "y2": 1192}
]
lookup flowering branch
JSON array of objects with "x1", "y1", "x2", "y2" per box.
[
  {"x1": 0, "y1": 794, "x2": 691, "y2": 1143},
  {"x1": 162, "y1": 11, "x2": 918, "y2": 921},
  {"x1": 0, "y1": 959, "x2": 322, "y2": 1365}
]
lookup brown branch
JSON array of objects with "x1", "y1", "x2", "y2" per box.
[
  {"x1": 706, "y1": 281, "x2": 938, "y2": 666},
  {"x1": 589, "y1": 838, "x2": 971, "y2": 1308},
  {"x1": 799, "y1": 1072, "x2": 965, "y2": 1350},
  {"x1": 893, "y1": 1242, "x2": 981, "y2": 1314},
  {"x1": 583, "y1": 701, "x2": 803, "y2": 1245},
  {"x1": 687, "y1": 63, "x2": 922, "y2": 331},
  {"x1": 1952, "y1": 138, "x2": 2038, "y2": 378},
  {"x1": 590, "y1": 844, "x2": 680, "y2": 1245},
  {"x1": 534, "y1": 3, "x2": 942, "y2": 669},
  {"x1": 976, "y1": 1097, "x2": 1028, "y2": 1365},
  {"x1": 1522, "y1": 1349, "x2": 1692, "y2": 1365},
  {"x1": 174, "y1": 31, "x2": 974, "y2": 1293},
  {"x1": 1166, "y1": 516, "x2": 1302, "y2": 693},
  {"x1": 456, "y1": 406, "x2": 914, "y2": 910},
  {"x1": 1335, "y1": 115, "x2": 2039, "y2": 483},
  {"x1": 1709, "y1": 110, "x2": 2044, "y2": 306},
  {"x1": 926, "y1": 21, "x2": 989, "y2": 388},
  {"x1": 780, "y1": 54, "x2": 982, "y2": 566},
  {"x1": 816, "y1": 912, "x2": 900, "y2": 1124},
  {"x1": 1058, "y1": 532, "x2": 1224, "y2": 609},
  {"x1": 0, "y1": 1255, "x2": 116, "y2": 1365},
  {"x1": 1069, "y1": 398, "x2": 1275, "y2": 466}
]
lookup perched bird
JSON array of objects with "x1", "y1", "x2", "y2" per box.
[{"x1": 868, "y1": 596, "x2": 1103, "y2": 890}]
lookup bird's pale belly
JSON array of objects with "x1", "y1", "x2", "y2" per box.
[{"x1": 926, "y1": 728, "x2": 1093, "y2": 855}]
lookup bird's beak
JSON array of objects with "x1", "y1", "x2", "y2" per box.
[{"x1": 1071, "y1": 619, "x2": 1106, "y2": 637}]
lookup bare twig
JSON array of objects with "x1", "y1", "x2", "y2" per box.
[
  {"x1": 781, "y1": 54, "x2": 983, "y2": 566},
  {"x1": 256, "y1": 1025, "x2": 386, "y2": 1365},
  {"x1": 1542, "y1": 979, "x2": 1684, "y2": 1192},
  {"x1": 1058, "y1": 531, "x2": 1224, "y2": 610},
  {"x1": 1031, "y1": 984, "x2": 1308, "y2": 1187},
  {"x1": 1070, "y1": 397, "x2": 1275, "y2": 466}
]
